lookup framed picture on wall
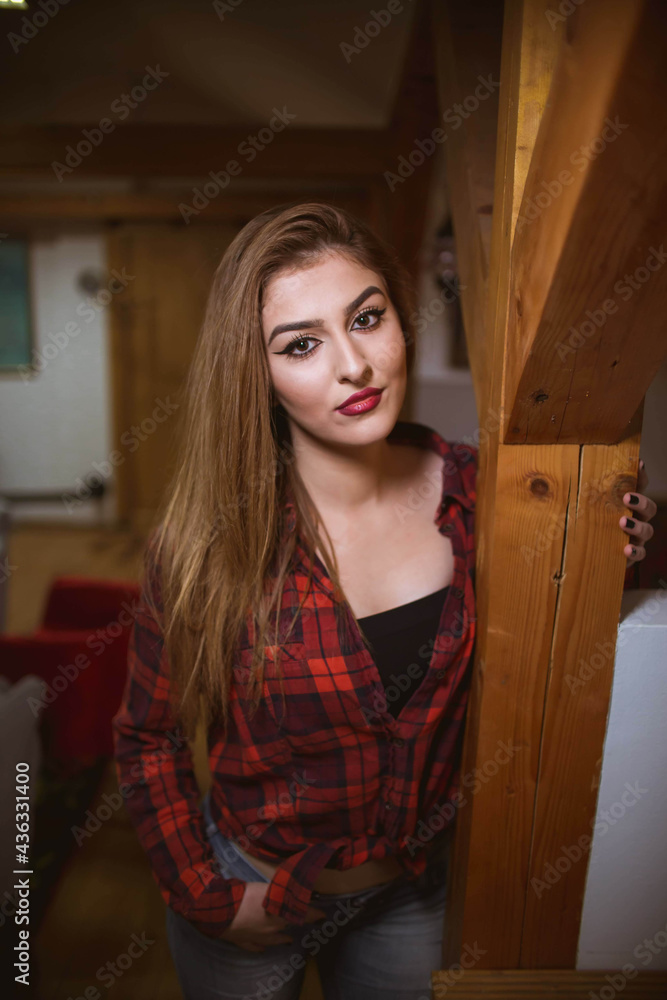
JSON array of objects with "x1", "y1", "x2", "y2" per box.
[{"x1": 0, "y1": 237, "x2": 33, "y2": 370}]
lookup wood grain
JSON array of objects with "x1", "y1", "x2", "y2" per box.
[{"x1": 439, "y1": 0, "x2": 647, "y2": 972}]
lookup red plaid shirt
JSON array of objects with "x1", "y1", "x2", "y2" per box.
[{"x1": 112, "y1": 418, "x2": 637, "y2": 939}]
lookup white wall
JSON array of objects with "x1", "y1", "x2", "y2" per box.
[
  {"x1": 0, "y1": 231, "x2": 114, "y2": 523},
  {"x1": 577, "y1": 588, "x2": 667, "y2": 970},
  {"x1": 412, "y1": 142, "x2": 481, "y2": 448}
]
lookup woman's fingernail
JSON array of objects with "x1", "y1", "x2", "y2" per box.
[
  {"x1": 639, "y1": 460, "x2": 644, "y2": 469},
  {"x1": 628, "y1": 494, "x2": 639, "y2": 505}
]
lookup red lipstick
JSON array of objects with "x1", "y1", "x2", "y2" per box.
[{"x1": 336, "y1": 387, "x2": 384, "y2": 416}]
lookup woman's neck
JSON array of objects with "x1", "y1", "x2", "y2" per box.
[{"x1": 288, "y1": 421, "x2": 401, "y2": 518}]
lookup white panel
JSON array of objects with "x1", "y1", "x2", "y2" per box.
[
  {"x1": 0, "y1": 232, "x2": 112, "y2": 522},
  {"x1": 577, "y1": 588, "x2": 667, "y2": 970}
]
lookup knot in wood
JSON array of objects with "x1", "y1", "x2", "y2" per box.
[{"x1": 530, "y1": 477, "x2": 550, "y2": 498}]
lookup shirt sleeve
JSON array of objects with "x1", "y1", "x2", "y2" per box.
[
  {"x1": 260, "y1": 843, "x2": 343, "y2": 924},
  {"x1": 111, "y1": 548, "x2": 247, "y2": 939}
]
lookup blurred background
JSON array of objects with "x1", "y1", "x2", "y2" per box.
[{"x1": 0, "y1": 0, "x2": 665, "y2": 996}]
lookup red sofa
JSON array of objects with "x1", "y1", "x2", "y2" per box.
[{"x1": 0, "y1": 577, "x2": 141, "y2": 760}]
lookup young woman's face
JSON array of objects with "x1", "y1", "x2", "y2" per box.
[{"x1": 261, "y1": 253, "x2": 407, "y2": 447}]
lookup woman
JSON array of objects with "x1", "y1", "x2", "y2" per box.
[{"x1": 112, "y1": 202, "x2": 655, "y2": 1000}]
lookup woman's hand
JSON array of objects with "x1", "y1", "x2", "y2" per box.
[
  {"x1": 620, "y1": 460, "x2": 657, "y2": 567},
  {"x1": 220, "y1": 882, "x2": 326, "y2": 952}
]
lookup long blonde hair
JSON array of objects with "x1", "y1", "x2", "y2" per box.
[{"x1": 144, "y1": 201, "x2": 418, "y2": 737}]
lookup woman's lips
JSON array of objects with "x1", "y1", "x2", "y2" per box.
[{"x1": 336, "y1": 388, "x2": 384, "y2": 415}]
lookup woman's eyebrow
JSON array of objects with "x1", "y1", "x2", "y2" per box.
[{"x1": 267, "y1": 285, "x2": 385, "y2": 345}]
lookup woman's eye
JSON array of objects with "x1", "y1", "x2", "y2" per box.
[
  {"x1": 277, "y1": 307, "x2": 386, "y2": 361},
  {"x1": 280, "y1": 336, "x2": 319, "y2": 360},
  {"x1": 353, "y1": 306, "x2": 386, "y2": 330}
]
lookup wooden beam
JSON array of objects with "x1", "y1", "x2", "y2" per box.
[
  {"x1": 432, "y1": 0, "x2": 502, "y2": 400},
  {"x1": 504, "y1": 0, "x2": 667, "y2": 444},
  {"x1": 442, "y1": 0, "x2": 564, "y2": 968},
  {"x1": 0, "y1": 189, "x2": 372, "y2": 226},
  {"x1": 518, "y1": 408, "x2": 644, "y2": 967},
  {"x1": 432, "y1": 968, "x2": 667, "y2": 998},
  {"x1": 383, "y1": 0, "x2": 441, "y2": 287},
  {"x1": 0, "y1": 124, "x2": 391, "y2": 179},
  {"x1": 441, "y1": 0, "x2": 645, "y2": 971}
]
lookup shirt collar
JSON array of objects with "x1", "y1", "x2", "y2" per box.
[{"x1": 387, "y1": 419, "x2": 476, "y2": 514}]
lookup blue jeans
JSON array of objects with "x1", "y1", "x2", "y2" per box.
[{"x1": 165, "y1": 793, "x2": 449, "y2": 999}]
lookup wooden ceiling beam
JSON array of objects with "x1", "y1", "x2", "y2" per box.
[
  {"x1": 504, "y1": 0, "x2": 667, "y2": 444},
  {"x1": 380, "y1": 0, "x2": 442, "y2": 287},
  {"x1": 0, "y1": 190, "x2": 371, "y2": 226},
  {"x1": 432, "y1": 0, "x2": 502, "y2": 402},
  {"x1": 0, "y1": 124, "x2": 391, "y2": 179}
]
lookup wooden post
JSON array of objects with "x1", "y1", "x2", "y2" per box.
[{"x1": 434, "y1": 0, "x2": 667, "y2": 979}]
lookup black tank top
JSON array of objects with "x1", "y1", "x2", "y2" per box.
[{"x1": 357, "y1": 585, "x2": 450, "y2": 718}]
